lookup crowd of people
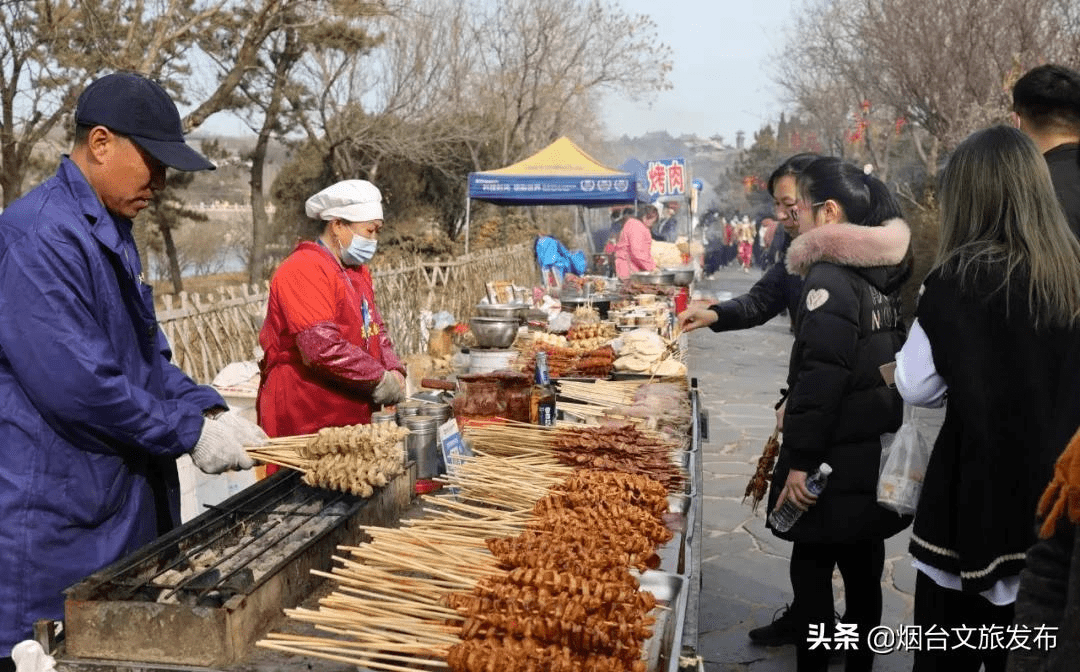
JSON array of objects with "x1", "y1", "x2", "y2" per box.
[
  {"x1": 703, "y1": 214, "x2": 785, "y2": 275},
  {"x1": 681, "y1": 63, "x2": 1080, "y2": 672},
  {"x1": 1, "y1": 58, "x2": 1080, "y2": 672}
]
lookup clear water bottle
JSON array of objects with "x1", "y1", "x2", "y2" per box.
[{"x1": 768, "y1": 463, "x2": 833, "y2": 532}]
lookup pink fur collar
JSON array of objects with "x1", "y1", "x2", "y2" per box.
[{"x1": 785, "y1": 218, "x2": 910, "y2": 277}]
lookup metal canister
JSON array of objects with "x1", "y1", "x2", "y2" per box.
[
  {"x1": 400, "y1": 414, "x2": 441, "y2": 479},
  {"x1": 396, "y1": 400, "x2": 428, "y2": 424},
  {"x1": 370, "y1": 411, "x2": 397, "y2": 425},
  {"x1": 421, "y1": 402, "x2": 453, "y2": 425}
]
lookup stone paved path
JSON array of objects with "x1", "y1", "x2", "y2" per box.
[{"x1": 687, "y1": 265, "x2": 921, "y2": 672}]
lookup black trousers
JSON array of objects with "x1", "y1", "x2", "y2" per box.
[
  {"x1": 912, "y1": 571, "x2": 1014, "y2": 672},
  {"x1": 790, "y1": 538, "x2": 885, "y2": 672}
]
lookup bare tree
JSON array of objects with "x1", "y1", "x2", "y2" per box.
[
  {"x1": 0, "y1": 0, "x2": 224, "y2": 205},
  {"x1": 777, "y1": 0, "x2": 1080, "y2": 183},
  {"x1": 467, "y1": 0, "x2": 673, "y2": 166}
]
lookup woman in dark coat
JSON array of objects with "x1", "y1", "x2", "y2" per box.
[
  {"x1": 896, "y1": 126, "x2": 1080, "y2": 672},
  {"x1": 766, "y1": 157, "x2": 913, "y2": 672}
]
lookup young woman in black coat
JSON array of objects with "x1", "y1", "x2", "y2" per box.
[
  {"x1": 896, "y1": 125, "x2": 1080, "y2": 672},
  {"x1": 767, "y1": 157, "x2": 913, "y2": 672}
]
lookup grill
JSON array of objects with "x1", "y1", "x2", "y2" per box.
[{"x1": 62, "y1": 467, "x2": 414, "y2": 667}]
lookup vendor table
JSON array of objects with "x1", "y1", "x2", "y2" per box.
[{"x1": 43, "y1": 385, "x2": 705, "y2": 672}]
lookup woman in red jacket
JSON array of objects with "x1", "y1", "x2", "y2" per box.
[{"x1": 257, "y1": 180, "x2": 407, "y2": 472}]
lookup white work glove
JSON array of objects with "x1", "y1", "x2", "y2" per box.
[
  {"x1": 372, "y1": 370, "x2": 406, "y2": 406},
  {"x1": 11, "y1": 640, "x2": 56, "y2": 672},
  {"x1": 190, "y1": 410, "x2": 265, "y2": 474},
  {"x1": 218, "y1": 409, "x2": 269, "y2": 447}
]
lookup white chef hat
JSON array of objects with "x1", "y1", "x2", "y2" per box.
[{"x1": 305, "y1": 179, "x2": 383, "y2": 222}]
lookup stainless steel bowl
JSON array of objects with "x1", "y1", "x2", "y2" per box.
[
  {"x1": 469, "y1": 316, "x2": 519, "y2": 348},
  {"x1": 630, "y1": 271, "x2": 676, "y2": 285},
  {"x1": 475, "y1": 302, "x2": 527, "y2": 323},
  {"x1": 663, "y1": 267, "x2": 695, "y2": 286}
]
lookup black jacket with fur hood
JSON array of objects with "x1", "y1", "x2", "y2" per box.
[{"x1": 766, "y1": 218, "x2": 913, "y2": 544}]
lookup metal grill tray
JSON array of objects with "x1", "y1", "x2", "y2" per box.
[
  {"x1": 638, "y1": 570, "x2": 689, "y2": 672},
  {"x1": 62, "y1": 469, "x2": 414, "y2": 668},
  {"x1": 661, "y1": 494, "x2": 692, "y2": 576}
]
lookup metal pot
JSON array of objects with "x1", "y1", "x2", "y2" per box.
[
  {"x1": 559, "y1": 295, "x2": 612, "y2": 319},
  {"x1": 469, "y1": 316, "x2": 519, "y2": 348},
  {"x1": 630, "y1": 270, "x2": 676, "y2": 285},
  {"x1": 663, "y1": 267, "x2": 695, "y2": 286},
  {"x1": 475, "y1": 302, "x2": 527, "y2": 323}
]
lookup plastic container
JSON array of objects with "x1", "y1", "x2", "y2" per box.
[
  {"x1": 768, "y1": 463, "x2": 833, "y2": 533},
  {"x1": 401, "y1": 415, "x2": 441, "y2": 479}
]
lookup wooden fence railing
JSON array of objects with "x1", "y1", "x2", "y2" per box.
[{"x1": 156, "y1": 244, "x2": 537, "y2": 384}]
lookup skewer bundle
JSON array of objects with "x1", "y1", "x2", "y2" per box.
[
  {"x1": 257, "y1": 458, "x2": 673, "y2": 672},
  {"x1": 519, "y1": 343, "x2": 617, "y2": 378},
  {"x1": 247, "y1": 423, "x2": 411, "y2": 497},
  {"x1": 462, "y1": 420, "x2": 686, "y2": 493},
  {"x1": 556, "y1": 379, "x2": 641, "y2": 407}
]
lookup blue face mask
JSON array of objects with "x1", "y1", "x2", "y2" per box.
[{"x1": 341, "y1": 234, "x2": 378, "y2": 266}]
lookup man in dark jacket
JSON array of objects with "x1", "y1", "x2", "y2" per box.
[
  {"x1": 1013, "y1": 64, "x2": 1080, "y2": 238},
  {"x1": 677, "y1": 156, "x2": 817, "y2": 337},
  {"x1": 678, "y1": 154, "x2": 817, "y2": 647}
]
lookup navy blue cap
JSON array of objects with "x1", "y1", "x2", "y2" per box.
[{"x1": 75, "y1": 72, "x2": 215, "y2": 172}]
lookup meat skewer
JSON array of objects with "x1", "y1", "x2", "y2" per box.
[{"x1": 744, "y1": 427, "x2": 781, "y2": 512}]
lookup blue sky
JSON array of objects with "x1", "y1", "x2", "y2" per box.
[{"x1": 602, "y1": 0, "x2": 798, "y2": 142}]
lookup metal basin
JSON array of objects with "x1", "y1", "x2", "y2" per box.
[
  {"x1": 469, "y1": 316, "x2": 519, "y2": 348},
  {"x1": 663, "y1": 267, "x2": 695, "y2": 286},
  {"x1": 475, "y1": 302, "x2": 527, "y2": 323},
  {"x1": 560, "y1": 295, "x2": 612, "y2": 318},
  {"x1": 631, "y1": 270, "x2": 676, "y2": 285}
]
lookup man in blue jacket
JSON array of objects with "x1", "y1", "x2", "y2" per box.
[{"x1": 0, "y1": 72, "x2": 266, "y2": 667}]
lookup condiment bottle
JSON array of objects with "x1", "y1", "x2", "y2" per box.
[{"x1": 530, "y1": 351, "x2": 557, "y2": 426}]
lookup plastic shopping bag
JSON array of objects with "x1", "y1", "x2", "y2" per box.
[{"x1": 877, "y1": 404, "x2": 933, "y2": 516}]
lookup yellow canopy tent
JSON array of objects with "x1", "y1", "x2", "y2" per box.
[{"x1": 465, "y1": 137, "x2": 635, "y2": 253}]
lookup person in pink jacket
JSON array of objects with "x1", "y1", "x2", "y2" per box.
[{"x1": 614, "y1": 204, "x2": 658, "y2": 279}]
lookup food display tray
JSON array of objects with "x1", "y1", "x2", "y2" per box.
[{"x1": 638, "y1": 570, "x2": 689, "y2": 672}]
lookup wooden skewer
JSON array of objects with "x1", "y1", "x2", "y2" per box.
[
  {"x1": 310, "y1": 624, "x2": 456, "y2": 647},
  {"x1": 267, "y1": 631, "x2": 447, "y2": 653},
  {"x1": 308, "y1": 621, "x2": 462, "y2": 645},
  {"x1": 331, "y1": 560, "x2": 488, "y2": 592},
  {"x1": 326, "y1": 589, "x2": 463, "y2": 619},
  {"x1": 286, "y1": 608, "x2": 456, "y2": 641},
  {"x1": 333, "y1": 584, "x2": 460, "y2": 614},
  {"x1": 352, "y1": 543, "x2": 501, "y2": 581},
  {"x1": 311, "y1": 569, "x2": 450, "y2": 605},
  {"x1": 315, "y1": 603, "x2": 457, "y2": 632},
  {"x1": 337, "y1": 545, "x2": 477, "y2": 586}
]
